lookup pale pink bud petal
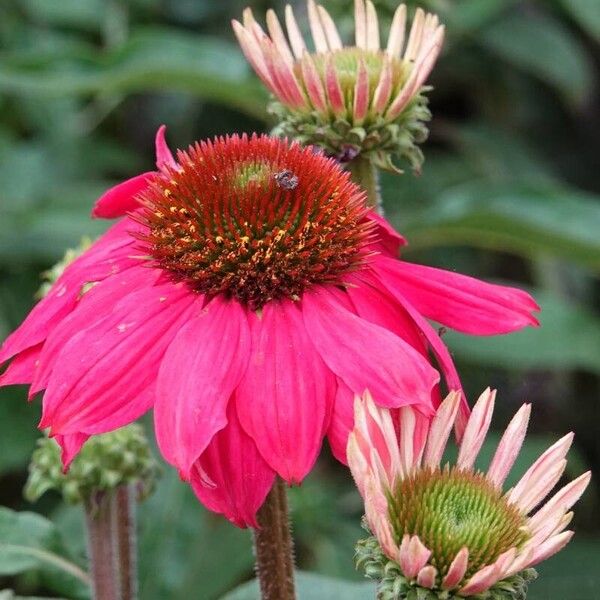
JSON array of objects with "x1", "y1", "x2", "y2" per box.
[
  {"x1": 386, "y1": 4, "x2": 407, "y2": 58},
  {"x1": 325, "y1": 56, "x2": 346, "y2": 116},
  {"x1": 458, "y1": 562, "x2": 499, "y2": 596},
  {"x1": 423, "y1": 391, "x2": 460, "y2": 469},
  {"x1": 300, "y1": 52, "x2": 327, "y2": 111},
  {"x1": 528, "y1": 471, "x2": 591, "y2": 531},
  {"x1": 457, "y1": 388, "x2": 496, "y2": 470},
  {"x1": 442, "y1": 547, "x2": 469, "y2": 589},
  {"x1": 508, "y1": 432, "x2": 574, "y2": 510},
  {"x1": 347, "y1": 431, "x2": 371, "y2": 499},
  {"x1": 528, "y1": 531, "x2": 574, "y2": 568},
  {"x1": 232, "y1": 21, "x2": 274, "y2": 90},
  {"x1": 504, "y1": 548, "x2": 534, "y2": 579},
  {"x1": 487, "y1": 403, "x2": 531, "y2": 488},
  {"x1": 264, "y1": 44, "x2": 307, "y2": 109},
  {"x1": 527, "y1": 509, "x2": 572, "y2": 547},
  {"x1": 416, "y1": 565, "x2": 437, "y2": 588},
  {"x1": 513, "y1": 458, "x2": 567, "y2": 514},
  {"x1": 318, "y1": 5, "x2": 343, "y2": 50},
  {"x1": 399, "y1": 535, "x2": 431, "y2": 579},
  {"x1": 403, "y1": 7, "x2": 425, "y2": 61},
  {"x1": 354, "y1": 0, "x2": 367, "y2": 49},
  {"x1": 266, "y1": 9, "x2": 294, "y2": 67},
  {"x1": 284, "y1": 5, "x2": 306, "y2": 58},
  {"x1": 366, "y1": 0, "x2": 380, "y2": 51},
  {"x1": 353, "y1": 59, "x2": 370, "y2": 124},
  {"x1": 308, "y1": 0, "x2": 329, "y2": 53},
  {"x1": 398, "y1": 405, "x2": 416, "y2": 475},
  {"x1": 372, "y1": 57, "x2": 393, "y2": 114}
]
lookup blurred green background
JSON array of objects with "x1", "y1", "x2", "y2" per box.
[{"x1": 0, "y1": 0, "x2": 599, "y2": 598}]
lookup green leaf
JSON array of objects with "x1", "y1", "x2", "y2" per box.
[
  {"x1": 0, "y1": 507, "x2": 90, "y2": 599},
  {"x1": 0, "y1": 28, "x2": 268, "y2": 119},
  {"x1": 20, "y1": 0, "x2": 105, "y2": 31},
  {"x1": 221, "y1": 571, "x2": 376, "y2": 600},
  {"x1": 396, "y1": 183, "x2": 600, "y2": 270},
  {"x1": 443, "y1": 289, "x2": 600, "y2": 373},
  {"x1": 557, "y1": 0, "x2": 600, "y2": 41},
  {"x1": 0, "y1": 592, "x2": 67, "y2": 600},
  {"x1": 481, "y1": 11, "x2": 594, "y2": 104}
]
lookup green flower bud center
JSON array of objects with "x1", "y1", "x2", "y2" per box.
[{"x1": 388, "y1": 467, "x2": 530, "y2": 582}]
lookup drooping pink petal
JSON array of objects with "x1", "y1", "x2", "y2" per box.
[
  {"x1": 40, "y1": 281, "x2": 198, "y2": 436},
  {"x1": 191, "y1": 400, "x2": 276, "y2": 528},
  {"x1": 236, "y1": 300, "x2": 335, "y2": 484},
  {"x1": 30, "y1": 266, "x2": 161, "y2": 397},
  {"x1": 155, "y1": 297, "x2": 251, "y2": 479},
  {"x1": 0, "y1": 218, "x2": 141, "y2": 365},
  {"x1": 0, "y1": 343, "x2": 42, "y2": 387},
  {"x1": 374, "y1": 256, "x2": 540, "y2": 335},
  {"x1": 327, "y1": 379, "x2": 354, "y2": 464},
  {"x1": 155, "y1": 125, "x2": 177, "y2": 171},
  {"x1": 302, "y1": 287, "x2": 438, "y2": 412},
  {"x1": 92, "y1": 173, "x2": 155, "y2": 219},
  {"x1": 487, "y1": 403, "x2": 531, "y2": 488},
  {"x1": 55, "y1": 433, "x2": 90, "y2": 470},
  {"x1": 365, "y1": 211, "x2": 406, "y2": 256}
]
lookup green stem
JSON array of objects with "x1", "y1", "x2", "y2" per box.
[
  {"x1": 253, "y1": 478, "x2": 296, "y2": 600},
  {"x1": 112, "y1": 485, "x2": 137, "y2": 600},
  {"x1": 347, "y1": 156, "x2": 383, "y2": 215},
  {"x1": 84, "y1": 491, "x2": 119, "y2": 600}
]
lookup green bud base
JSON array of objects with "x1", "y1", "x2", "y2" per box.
[
  {"x1": 269, "y1": 92, "x2": 431, "y2": 174},
  {"x1": 356, "y1": 536, "x2": 537, "y2": 600},
  {"x1": 25, "y1": 424, "x2": 160, "y2": 505}
]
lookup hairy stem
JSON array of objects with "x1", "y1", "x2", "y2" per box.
[
  {"x1": 253, "y1": 478, "x2": 296, "y2": 600},
  {"x1": 84, "y1": 491, "x2": 119, "y2": 600},
  {"x1": 347, "y1": 156, "x2": 383, "y2": 215},
  {"x1": 112, "y1": 485, "x2": 137, "y2": 600}
]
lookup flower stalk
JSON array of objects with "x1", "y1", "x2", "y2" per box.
[
  {"x1": 113, "y1": 484, "x2": 138, "y2": 600},
  {"x1": 84, "y1": 491, "x2": 119, "y2": 600},
  {"x1": 346, "y1": 155, "x2": 383, "y2": 215},
  {"x1": 253, "y1": 478, "x2": 296, "y2": 600}
]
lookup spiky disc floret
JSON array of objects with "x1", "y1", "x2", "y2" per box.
[
  {"x1": 137, "y1": 134, "x2": 372, "y2": 309},
  {"x1": 388, "y1": 467, "x2": 529, "y2": 581}
]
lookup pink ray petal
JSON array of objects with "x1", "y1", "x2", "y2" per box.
[
  {"x1": 373, "y1": 257, "x2": 540, "y2": 335},
  {"x1": 457, "y1": 388, "x2": 495, "y2": 470},
  {"x1": 325, "y1": 56, "x2": 346, "y2": 116},
  {"x1": 365, "y1": 0, "x2": 380, "y2": 50},
  {"x1": 92, "y1": 172, "x2": 155, "y2": 219},
  {"x1": 458, "y1": 562, "x2": 500, "y2": 596},
  {"x1": 191, "y1": 401, "x2": 276, "y2": 528},
  {"x1": 403, "y1": 8, "x2": 425, "y2": 62},
  {"x1": 308, "y1": 0, "x2": 329, "y2": 53},
  {"x1": 365, "y1": 210, "x2": 407, "y2": 256},
  {"x1": 386, "y1": 4, "x2": 407, "y2": 58},
  {"x1": 354, "y1": 0, "x2": 367, "y2": 48},
  {"x1": 236, "y1": 300, "x2": 335, "y2": 484},
  {"x1": 55, "y1": 433, "x2": 90, "y2": 470},
  {"x1": 302, "y1": 287, "x2": 439, "y2": 412},
  {"x1": 373, "y1": 56, "x2": 393, "y2": 114},
  {"x1": 317, "y1": 5, "x2": 342, "y2": 50},
  {"x1": 487, "y1": 403, "x2": 531, "y2": 488},
  {"x1": 508, "y1": 433, "x2": 574, "y2": 511},
  {"x1": 155, "y1": 296, "x2": 251, "y2": 480},
  {"x1": 442, "y1": 546, "x2": 469, "y2": 589},
  {"x1": 527, "y1": 531, "x2": 574, "y2": 568},
  {"x1": 423, "y1": 391, "x2": 461, "y2": 469},
  {"x1": 154, "y1": 125, "x2": 177, "y2": 171},
  {"x1": 353, "y1": 58, "x2": 370, "y2": 124},
  {"x1": 266, "y1": 9, "x2": 294, "y2": 66},
  {"x1": 285, "y1": 5, "x2": 307, "y2": 59},
  {"x1": 300, "y1": 52, "x2": 327, "y2": 112},
  {"x1": 40, "y1": 281, "x2": 198, "y2": 436}
]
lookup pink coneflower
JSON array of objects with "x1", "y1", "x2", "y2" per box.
[
  {"x1": 348, "y1": 389, "x2": 591, "y2": 597},
  {"x1": 233, "y1": 0, "x2": 444, "y2": 169},
  {"x1": 0, "y1": 128, "x2": 538, "y2": 527}
]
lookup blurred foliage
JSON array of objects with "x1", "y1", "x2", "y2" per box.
[{"x1": 0, "y1": 0, "x2": 599, "y2": 598}]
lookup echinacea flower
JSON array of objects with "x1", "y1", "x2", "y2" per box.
[
  {"x1": 348, "y1": 389, "x2": 591, "y2": 598},
  {"x1": 233, "y1": 0, "x2": 444, "y2": 171},
  {"x1": 0, "y1": 128, "x2": 538, "y2": 527}
]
